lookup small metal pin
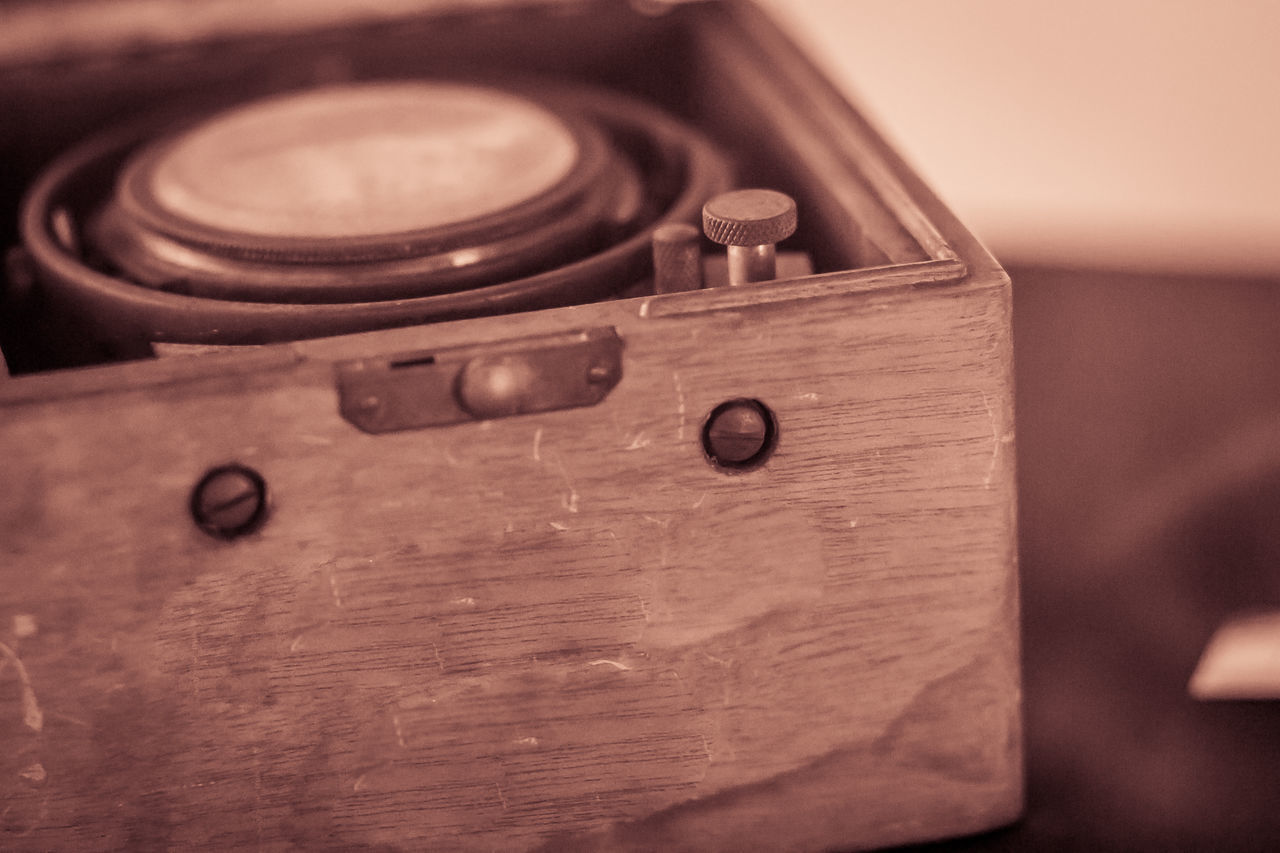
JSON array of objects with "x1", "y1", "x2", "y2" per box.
[
  {"x1": 652, "y1": 222, "x2": 704, "y2": 293},
  {"x1": 587, "y1": 362, "x2": 615, "y2": 384},
  {"x1": 702, "y1": 189, "x2": 798, "y2": 287}
]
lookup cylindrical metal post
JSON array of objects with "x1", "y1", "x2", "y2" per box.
[
  {"x1": 726, "y1": 244, "x2": 776, "y2": 287},
  {"x1": 702, "y1": 189, "x2": 797, "y2": 287},
  {"x1": 652, "y1": 222, "x2": 704, "y2": 293}
]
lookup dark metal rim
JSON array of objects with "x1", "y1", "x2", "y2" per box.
[
  {"x1": 20, "y1": 81, "x2": 733, "y2": 345},
  {"x1": 88, "y1": 155, "x2": 644, "y2": 304}
]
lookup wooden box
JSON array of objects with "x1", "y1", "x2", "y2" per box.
[{"x1": 0, "y1": 1, "x2": 1020, "y2": 849}]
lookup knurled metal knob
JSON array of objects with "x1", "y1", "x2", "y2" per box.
[
  {"x1": 702, "y1": 189, "x2": 797, "y2": 248},
  {"x1": 651, "y1": 222, "x2": 703, "y2": 293}
]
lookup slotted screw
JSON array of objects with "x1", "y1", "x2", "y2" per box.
[
  {"x1": 703, "y1": 399, "x2": 777, "y2": 469},
  {"x1": 190, "y1": 464, "x2": 268, "y2": 539}
]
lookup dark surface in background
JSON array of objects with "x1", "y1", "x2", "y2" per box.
[{"x1": 890, "y1": 265, "x2": 1280, "y2": 852}]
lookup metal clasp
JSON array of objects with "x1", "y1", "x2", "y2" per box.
[{"x1": 335, "y1": 327, "x2": 623, "y2": 434}]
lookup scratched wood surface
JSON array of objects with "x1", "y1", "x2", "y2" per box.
[{"x1": 0, "y1": 264, "x2": 1018, "y2": 851}]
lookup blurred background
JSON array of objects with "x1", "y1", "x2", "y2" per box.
[
  {"x1": 759, "y1": 0, "x2": 1280, "y2": 276},
  {"x1": 758, "y1": 1, "x2": 1280, "y2": 849}
]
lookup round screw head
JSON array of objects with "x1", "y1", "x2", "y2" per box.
[
  {"x1": 702, "y1": 399, "x2": 778, "y2": 470},
  {"x1": 190, "y1": 464, "x2": 268, "y2": 539},
  {"x1": 702, "y1": 189, "x2": 797, "y2": 247}
]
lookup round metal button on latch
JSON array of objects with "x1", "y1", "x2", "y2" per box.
[
  {"x1": 456, "y1": 356, "x2": 538, "y2": 419},
  {"x1": 190, "y1": 464, "x2": 268, "y2": 539},
  {"x1": 702, "y1": 399, "x2": 777, "y2": 470}
]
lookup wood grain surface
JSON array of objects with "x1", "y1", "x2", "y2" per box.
[{"x1": 0, "y1": 268, "x2": 1018, "y2": 850}]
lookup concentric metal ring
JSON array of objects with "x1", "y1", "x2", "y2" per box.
[{"x1": 20, "y1": 80, "x2": 733, "y2": 348}]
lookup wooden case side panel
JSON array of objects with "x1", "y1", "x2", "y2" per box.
[{"x1": 0, "y1": 277, "x2": 1018, "y2": 851}]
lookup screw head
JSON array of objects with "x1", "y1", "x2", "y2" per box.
[
  {"x1": 190, "y1": 464, "x2": 268, "y2": 539},
  {"x1": 702, "y1": 399, "x2": 777, "y2": 470}
]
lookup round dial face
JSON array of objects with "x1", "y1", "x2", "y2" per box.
[{"x1": 134, "y1": 81, "x2": 581, "y2": 239}]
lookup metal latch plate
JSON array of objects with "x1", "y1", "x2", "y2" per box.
[{"x1": 335, "y1": 326, "x2": 623, "y2": 434}]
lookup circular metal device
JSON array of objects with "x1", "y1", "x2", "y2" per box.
[
  {"x1": 92, "y1": 81, "x2": 629, "y2": 303},
  {"x1": 20, "y1": 79, "x2": 732, "y2": 354},
  {"x1": 130, "y1": 82, "x2": 581, "y2": 241}
]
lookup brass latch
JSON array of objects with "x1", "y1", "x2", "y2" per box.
[{"x1": 335, "y1": 327, "x2": 623, "y2": 434}]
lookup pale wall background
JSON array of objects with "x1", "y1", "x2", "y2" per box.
[{"x1": 758, "y1": 0, "x2": 1280, "y2": 274}]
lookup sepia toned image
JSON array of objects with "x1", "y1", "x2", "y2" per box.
[{"x1": 0, "y1": 1, "x2": 1273, "y2": 850}]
